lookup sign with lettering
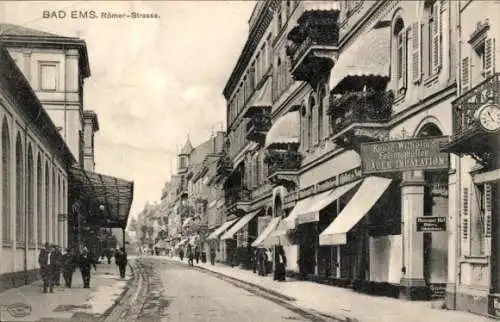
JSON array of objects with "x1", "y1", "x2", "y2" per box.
[
  {"x1": 416, "y1": 216, "x2": 447, "y2": 232},
  {"x1": 360, "y1": 136, "x2": 449, "y2": 174}
]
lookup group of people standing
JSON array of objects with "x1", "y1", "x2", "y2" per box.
[
  {"x1": 38, "y1": 243, "x2": 129, "y2": 293},
  {"x1": 252, "y1": 245, "x2": 287, "y2": 281},
  {"x1": 185, "y1": 244, "x2": 201, "y2": 266}
]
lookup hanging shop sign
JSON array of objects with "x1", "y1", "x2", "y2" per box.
[
  {"x1": 416, "y1": 216, "x2": 446, "y2": 232},
  {"x1": 360, "y1": 136, "x2": 450, "y2": 174}
]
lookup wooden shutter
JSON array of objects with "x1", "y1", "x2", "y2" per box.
[
  {"x1": 322, "y1": 94, "x2": 330, "y2": 140},
  {"x1": 460, "y1": 56, "x2": 471, "y2": 93},
  {"x1": 398, "y1": 30, "x2": 408, "y2": 91},
  {"x1": 484, "y1": 37, "x2": 496, "y2": 77},
  {"x1": 431, "y1": 0, "x2": 442, "y2": 75},
  {"x1": 462, "y1": 187, "x2": 470, "y2": 256},
  {"x1": 312, "y1": 102, "x2": 318, "y2": 146},
  {"x1": 411, "y1": 22, "x2": 422, "y2": 84},
  {"x1": 259, "y1": 151, "x2": 265, "y2": 184},
  {"x1": 484, "y1": 183, "x2": 492, "y2": 254}
]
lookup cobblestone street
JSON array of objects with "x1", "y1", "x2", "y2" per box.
[{"x1": 120, "y1": 257, "x2": 330, "y2": 322}]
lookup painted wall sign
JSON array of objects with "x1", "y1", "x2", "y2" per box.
[
  {"x1": 360, "y1": 136, "x2": 450, "y2": 174},
  {"x1": 416, "y1": 216, "x2": 447, "y2": 232}
]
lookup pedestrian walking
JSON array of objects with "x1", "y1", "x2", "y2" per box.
[
  {"x1": 54, "y1": 245, "x2": 63, "y2": 286},
  {"x1": 38, "y1": 243, "x2": 56, "y2": 293},
  {"x1": 258, "y1": 249, "x2": 267, "y2": 276},
  {"x1": 274, "y1": 245, "x2": 287, "y2": 282},
  {"x1": 79, "y1": 247, "x2": 97, "y2": 288},
  {"x1": 106, "y1": 248, "x2": 112, "y2": 264},
  {"x1": 62, "y1": 248, "x2": 76, "y2": 288},
  {"x1": 210, "y1": 248, "x2": 216, "y2": 266},
  {"x1": 187, "y1": 244, "x2": 194, "y2": 266},
  {"x1": 115, "y1": 247, "x2": 128, "y2": 279},
  {"x1": 252, "y1": 249, "x2": 258, "y2": 273},
  {"x1": 194, "y1": 245, "x2": 200, "y2": 264}
]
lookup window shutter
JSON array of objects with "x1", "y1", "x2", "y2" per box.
[
  {"x1": 484, "y1": 183, "x2": 492, "y2": 255},
  {"x1": 312, "y1": 103, "x2": 318, "y2": 145},
  {"x1": 398, "y1": 30, "x2": 408, "y2": 91},
  {"x1": 460, "y1": 56, "x2": 471, "y2": 93},
  {"x1": 322, "y1": 94, "x2": 330, "y2": 140},
  {"x1": 259, "y1": 151, "x2": 264, "y2": 184},
  {"x1": 411, "y1": 22, "x2": 422, "y2": 84},
  {"x1": 462, "y1": 187, "x2": 470, "y2": 256},
  {"x1": 484, "y1": 37, "x2": 495, "y2": 77},
  {"x1": 431, "y1": 0, "x2": 442, "y2": 75}
]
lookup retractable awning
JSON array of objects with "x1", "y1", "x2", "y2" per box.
[
  {"x1": 243, "y1": 78, "x2": 272, "y2": 118},
  {"x1": 329, "y1": 23, "x2": 391, "y2": 93},
  {"x1": 319, "y1": 176, "x2": 392, "y2": 245},
  {"x1": 251, "y1": 217, "x2": 281, "y2": 248},
  {"x1": 207, "y1": 219, "x2": 238, "y2": 240},
  {"x1": 221, "y1": 209, "x2": 261, "y2": 240},
  {"x1": 264, "y1": 110, "x2": 300, "y2": 149},
  {"x1": 69, "y1": 166, "x2": 134, "y2": 228}
]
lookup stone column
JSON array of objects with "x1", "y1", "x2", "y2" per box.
[{"x1": 400, "y1": 170, "x2": 428, "y2": 300}]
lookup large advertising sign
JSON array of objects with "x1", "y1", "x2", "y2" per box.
[{"x1": 360, "y1": 136, "x2": 450, "y2": 174}]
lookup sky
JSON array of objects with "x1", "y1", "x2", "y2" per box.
[{"x1": 1, "y1": 0, "x2": 256, "y2": 225}]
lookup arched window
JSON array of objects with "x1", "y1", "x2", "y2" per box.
[
  {"x1": 15, "y1": 135, "x2": 24, "y2": 242},
  {"x1": 254, "y1": 152, "x2": 260, "y2": 187},
  {"x1": 57, "y1": 173, "x2": 61, "y2": 245},
  {"x1": 45, "y1": 163, "x2": 50, "y2": 243},
  {"x1": 27, "y1": 145, "x2": 34, "y2": 244},
  {"x1": 37, "y1": 154, "x2": 43, "y2": 244},
  {"x1": 393, "y1": 17, "x2": 407, "y2": 92},
  {"x1": 276, "y1": 57, "x2": 282, "y2": 96},
  {"x1": 423, "y1": 0, "x2": 441, "y2": 77},
  {"x1": 2, "y1": 118, "x2": 11, "y2": 242},
  {"x1": 308, "y1": 95, "x2": 315, "y2": 148}
]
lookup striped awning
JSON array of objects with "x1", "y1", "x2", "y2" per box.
[
  {"x1": 264, "y1": 110, "x2": 300, "y2": 149},
  {"x1": 329, "y1": 23, "x2": 391, "y2": 93}
]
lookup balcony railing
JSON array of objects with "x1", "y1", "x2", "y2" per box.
[
  {"x1": 265, "y1": 150, "x2": 302, "y2": 177},
  {"x1": 329, "y1": 89, "x2": 394, "y2": 133},
  {"x1": 246, "y1": 113, "x2": 271, "y2": 143},
  {"x1": 452, "y1": 73, "x2": 500, "y2": 140},
  {"x1": 291, "y1": 34, "x2": 336, "y2": 67},
  {"x1": 226, "y1": 187, "x2": 251, "y2": 206}
]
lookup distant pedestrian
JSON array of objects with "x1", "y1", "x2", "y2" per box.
[
  {"x1": 252, "y1": 249, "x2": 258, "y2": 273},
  {"x1": 194, "y1": 246, "x2": 200, "y2": 264},
  {"x1": 115, "y1": 247, "x2": 128, "y2": 279},
  {"x1": 179, "y1": 249, "x2": 184, "y2": 261},
  {"x1": 54, "y1": 245, "x2": 63, "y2": 286},
  {"x1": 210, "y1": 248, "x2": 216, "y2": 266},
  {"x1": 62, "y1": 248, "x2": 76, "y2": 288},
  {"x1": 106, "y1": 249, "x2": 113, "y2": 264},
  {"x1": 79, "y1": 247, "x2": 97, "y2": 288},
  {"x1": 187, "y1": 244, "x2": 194, "y2": 266},
  {"x1": 258, "y1": 249, "x2": 267, "y2": 276},
  {"x1": 274, "y1": 245, "x2": 287, "y2": 282}
]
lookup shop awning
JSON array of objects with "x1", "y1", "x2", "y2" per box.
[
  {"x1": 282, "y1": 197, "x2": 316, "y2": 230},
  {"x1": 243, "y1": 78, "x2": 272, "y2": 118},
  {"x1": 264, "y1": 110, "x2": 300, "y2": 150},
  {"x1": 267, "y1": 219, "x2": 290, "y2": 246},
  {"x1": 319, "y1": 176, "x2": 392, "y2": 245},
  {"x1": 297, "y1": 179, "x2": 363, "y2": 225},
  {"x1": 329, "y1": 23, "x2": 391, "y2": 93},
  {"x1": 221, "y1": 209, "x2": 261, "y2": 240},
  {"x1": 69, "y1": 166, "x2": 134, "y2": 228},
  {"x1": 207, "y1": 219, "x2": 238, "y2": 240},
  {"x1": 251, "y1": 217, "x2": 281, "y2": 248}
]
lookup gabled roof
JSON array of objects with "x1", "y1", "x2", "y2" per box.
[{"x1": 0, "y1": 23, "x2": 91, "y2": 78}]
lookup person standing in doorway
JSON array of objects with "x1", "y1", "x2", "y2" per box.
[
  {"x1": 62, "y1": 248, "x2": 76, "y2": 288},
  {"x1": 79, "y1": 247, "x2": 97, "y2": 288}
]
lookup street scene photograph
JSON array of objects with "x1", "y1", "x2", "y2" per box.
[{"x1": 0, "y1": 0, "x2": 500, "y2": 321}]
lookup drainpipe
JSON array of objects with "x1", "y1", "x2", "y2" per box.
[{"x1": 23, "y1": 106, "x2": 43, "y2": 285}]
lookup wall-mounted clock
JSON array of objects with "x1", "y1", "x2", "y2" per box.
[{"x1": 476, "y1": 104, "x2": 500, "y2": 133}]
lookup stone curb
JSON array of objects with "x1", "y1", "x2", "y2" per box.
[{"x1": 170, "y1": 259, "x2": 356, "y2": 322}]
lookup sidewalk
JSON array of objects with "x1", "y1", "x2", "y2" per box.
[
  {"x1": 0, "y1": 261, "x2": 133, "y2": 321},
  {"x1": 163, "y1": 256, "x2": 493, "y2": 322}
]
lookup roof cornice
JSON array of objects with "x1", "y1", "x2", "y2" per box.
[{"x1": 222, "y1": 0, "x2": 278, "y2": 99}]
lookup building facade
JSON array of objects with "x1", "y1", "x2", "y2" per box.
[
  {"x1": 0, "y1": 45, "x2": 73, "y2": 290},
  {"x1": 211, "y1": 0, "x2": 500, "y2": 318}
]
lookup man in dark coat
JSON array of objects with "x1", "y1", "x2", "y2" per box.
[
  {"x1": 62, "y1": 248, "x2": 76, "y2": 288},
  {"x1": 38, "y1": 243, "x2": 57, "y2": 293},
  {"x1": 115, "y1": 247, "x2": 128, "y2": 279},
  {"x1": 79, "y1": 247, "x2": 97, "y2": 288},
  {"x1": 194, "y1": 246, "x2": 200, "y2": 264},
  {"x1": 54, "y1": 245, "x2": 63, "y2": 286}
]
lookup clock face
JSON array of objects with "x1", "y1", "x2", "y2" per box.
[{"x1": 479, "y1": 105, "x2": 500, "y2": 132}]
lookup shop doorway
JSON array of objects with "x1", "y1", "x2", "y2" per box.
[{"x1": 419, "y1": 123, "x2": 448, "y2": 298}]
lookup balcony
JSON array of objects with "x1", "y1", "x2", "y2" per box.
[
  {"x1": 329, "y1": 89, "x2": 394, "y2": 151},
  {"x1": 441, "y1": 73, "x2": 500, "y2": 166},
  {"x1": 265, "y1": 149, "x2": 302, "y2": 188},
  {"x1": 286, "y1": 2, "x2": 339, "y2": 85},
  {"x1": 213, "y1": 156, "x2": 232, "y2": 185},
  {"x1": 246, "y1": 113, "x2": 272, "y2": 144},
  {"x1": 226, "y1": 187, "x2": 251, "y2": 215}
]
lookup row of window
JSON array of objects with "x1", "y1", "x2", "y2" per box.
[
  {"x1": 245, "y1": 150, "x2": 268, "y2": 189},
  {"x1": 1, "y1": 118, "x2": 67, "y2": 246}
]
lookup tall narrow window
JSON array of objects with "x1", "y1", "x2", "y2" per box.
[
  {"x1": 394, "y1": 18, "x2": 407, "y2": 92},
  {"x1": 308, "y1": 96, "x2": 314, "y2": 149},
  {"x1": 15, "y1": 135, "x2": 24, "y2": 242},
  {"x1": 2, "y1": 118, "x2": 11, "y2": 242},
  {"x1": 27, "y1": 145, "x2": 34, "y2": 244},
  {"x1": 318, "y1": 87, "x2": 326, "y2": 143},
  {"x1": 45, "y1": 164, "x2": 50, "y2": 243},
  {"x1": 37, "y1": 154, "x2": 43, "y2": 244},
  {"x1": 52, "y1": 171, "x2": 56, "y2": 244},
  {"x1": 39, "y1": 63, "x2": 58, "y2": 91},
  {"x1": 301, "y1": 106, "x2": 308, "y2": 151}
]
